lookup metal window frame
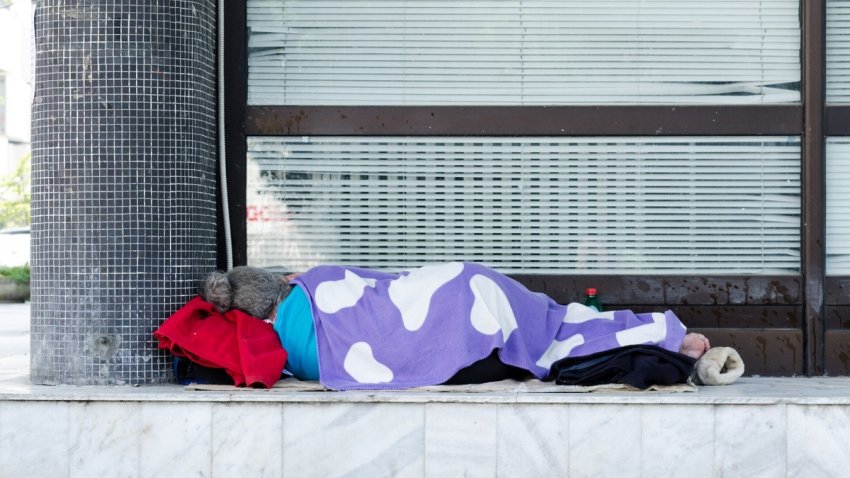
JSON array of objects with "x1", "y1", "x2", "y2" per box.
[
  {"x1": 244, "y1": 105, "x2": 802, "y2": 136},
  {"x1": 224, "y1": 0, "x2": 841, "y2": 376}
]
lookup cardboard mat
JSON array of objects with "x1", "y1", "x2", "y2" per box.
[{"x1": 186, "y1": 379, "x2": 697, "y2": 393}]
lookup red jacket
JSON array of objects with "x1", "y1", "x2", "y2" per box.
[{"x1": 154, "y1": 296, "x2": 288, "y2": 388}]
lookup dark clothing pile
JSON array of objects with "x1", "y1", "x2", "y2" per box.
[{"x1": 549, "y1": 345, "x2": 696, "y2": 389}]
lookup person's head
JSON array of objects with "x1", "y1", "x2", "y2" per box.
[
  {"x1": 199, "y1": 266, "x2": 291, "y2": 320},
  {"x1": 679, "y1": 332, "x2": 711, "y2": 359}
]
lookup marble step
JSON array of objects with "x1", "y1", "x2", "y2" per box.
[{"x1": 1, "y1": 377, "x2": 849, "y2": 477}]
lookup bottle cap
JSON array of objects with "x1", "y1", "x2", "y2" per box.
[{"x1": 586, "y1": 287, "x2": 597, "y2": 296}]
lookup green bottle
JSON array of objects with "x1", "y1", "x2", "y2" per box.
[{"x1": 583, "y1": 288, "x2": 602, "y2": 312}]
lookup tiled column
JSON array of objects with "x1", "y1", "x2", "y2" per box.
[{"x1": 29, "y1": 1, "x2": 218, "y2": 384}]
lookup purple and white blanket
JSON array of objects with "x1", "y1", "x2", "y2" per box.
[{"x1": 293, "y1": 262, "x2": 687, "y2": 390}]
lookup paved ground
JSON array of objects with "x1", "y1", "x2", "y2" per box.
[{"x1": 0, "y1": 302, "x2": 30, "y2": 381}]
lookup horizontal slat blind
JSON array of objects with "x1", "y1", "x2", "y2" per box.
[
  {"x1": 827, "y1": 139, "x2": 850, "y2": 274},
  {"x1": 246, "y1": 136, "x2": 801, "y2": 274},
  {"x1": 246, "y1": 0, "x2": 801, "y2": 105},
  {"x1": 828, "y1": 0, "x2": 850, "y2": 103}
]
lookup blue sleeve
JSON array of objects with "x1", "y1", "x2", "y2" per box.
[{"x1": 273, "y1": 285, "x2": 320, "y2": 380}]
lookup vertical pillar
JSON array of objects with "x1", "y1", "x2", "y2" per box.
[
  {"x1": 29, "y1": 1, "x2": 218, "y2": 384},
  {"x1": 803, "y1": 0, "x2": 826, "y2": 376}
]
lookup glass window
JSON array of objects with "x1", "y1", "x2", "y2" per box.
[
  {"x1": 247, "y1": 136, "x2": 801, "y2": 274},
  {"x1": 247, "y1": 0, "x2": 801, "y2": 105},
  {"x1": 826, "y1": 139, "x2": 850, "y2": 274},
  {"x1": 827, "y1": 0, "x2": 850, "y2": 103}
]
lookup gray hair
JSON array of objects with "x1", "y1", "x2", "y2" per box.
[{"x1": 199, "y1": 266, "x2": 291, "y2": 320}]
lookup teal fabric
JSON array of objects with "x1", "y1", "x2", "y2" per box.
[{"x1": 273, "y1": 285, "x2": 320, "y2": 380}]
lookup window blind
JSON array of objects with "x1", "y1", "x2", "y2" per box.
[
  {"x1": 246, "y1": 136, "x2": 801, "y2": 274},
  {"x1": 828, "y1": 0, "x2": 850, "y2": 103},
  {"x1": 827, "y1": 139, "x2": 850, "y2": 274},
  {"x1": 247, "y1": 0, "x2": 801, "y2": 105}
]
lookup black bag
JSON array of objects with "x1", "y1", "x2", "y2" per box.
[
  {"x1": 549, "y1": 345, "x2": 696, "y2": 389},
  {"x1": 171, "y1": 356, "x2": 234, "y2": 385}
]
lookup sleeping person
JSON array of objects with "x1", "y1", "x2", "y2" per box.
[{"x1": 199, "y1": 262, "x2": 710, "y2": 390}]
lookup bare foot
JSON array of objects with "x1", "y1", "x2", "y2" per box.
[{"x1": 680, "y1": 333, "x2": 710, "y2": 359}]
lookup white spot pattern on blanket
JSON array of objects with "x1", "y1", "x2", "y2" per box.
[
  {"x1": 562, "y1": 302, "x2": 618, "y2": 323},
  {"x1": 536, "y1": 333, "x2": 585, "y2": 370},
  {"x1": 389, "y1": 261, "x2": 465, "y2": 331},
  {"x1": 314, "y1": 270, "x2": 377, "y2": 314},
  {"x1": 616, "y1": 312, "x2": 667, "y2": 346},
  {"x1": 469, "y1": 273, "x2": 518, "y2": 341},
  {"x1": 343, "y1": 341, "x2": 394, "y2": 383}
]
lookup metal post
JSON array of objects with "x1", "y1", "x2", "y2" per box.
[{"x1": 803, "y1": 0, "x2": 827, "y2": 375}]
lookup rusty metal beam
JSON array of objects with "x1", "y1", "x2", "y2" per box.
[
  {"x1": 826, "y1": 276, "x2": 850, "y2": 305},
  {"x1": 802, "y1": 0, "x2": 827, "y2": 375},
  {"x1": 826, "y1": 305, "x2": 850, "y2": 328},
  {"x1": 825, "y1": 106, "x2": 850, "y2": 135},
  {"x1": 246, "y1": 105, "x2": 803, "y2": 136},
  {"x1": 631, "y1": 305, "x2": 801, "y2": 330},
  {"x1": 509, "y1": 275, "x2": 802, "y2": 306},
  {"x1": 694, "y1": 328, "x2": 804, "y2": 376},
  {"x1": 825, "y1": 316, "x2": 850, "y2": 374}
]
